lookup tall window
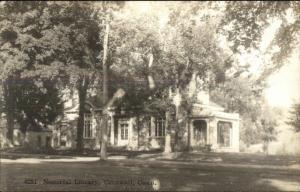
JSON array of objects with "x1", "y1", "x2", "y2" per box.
[
  {"x1": 120, "y1": 123, "x2": 128, "y2": 140},
  {"x1": 84, "y1": 113, "x2": 93, "y2": 138},
  {"x1": 155, "y1": 117, "x2": 165, "y2": 137},
  {"x1": 60, "y1": 132, "x2": 67, "y2": 146},
  {"x1": 217, "y1": 121, "x2": 232, "y2": 147}
]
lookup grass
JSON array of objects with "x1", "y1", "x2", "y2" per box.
[
  {"x1": 164, "y1": 151, "x2": 300, "y2": 166},
  {"x1": 1, "y1": 158, "x2": 300, "y2": 191},
  {"x1": 0, "y1": 146, "x2": 163, "y2": 159},
  {"x1": 1, "y1": 147, "x2": 300, "y2": 191},
  {"x1": 2, "y1": 147, "x2": 300, "y2": 167}
]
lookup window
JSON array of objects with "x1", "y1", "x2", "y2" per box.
[
  {"x1": 108, "y1": 117, "x2": 111, "y2": 136},
  {"x1": 155, "y1": 117, "x2": 165, "y2": 137},
  {"x1": 148, "y1": 120, "x2": 151, "y2": 137},
  {"x1": 60, "y1": 140, "x2": 66, "y2": 147},
  {"x1": 84, "y1": 113, "x2": 93, "y2": 138},
  {"x1": 193, "y1": 120, "x2": 207, "y2": 144},
  {"x1": 37, "y1": 135, "x2": 42, "y2": 147},
  {"x1": 60, "y1": 132, "x2": 67, "y2": 146},
  {"x1": 120, "y1": 123, "x2": 128, "y2": 140},
  {"x1": 217, "y1": 121, "x2": 232, "y2": 147}
]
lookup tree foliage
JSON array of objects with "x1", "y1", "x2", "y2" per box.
[
  {"x1": 14, "y1": 79, "x2": 63, "y2": 133},
  {"x1": 287, "y1": 103, "x2": 300, "y2": 132},
  {"x1": 0, "y1": 1, "x2": 297, "y2": 150},
  {"x1": 221, "y1": 1, "x2": 300, "y2": 80}
]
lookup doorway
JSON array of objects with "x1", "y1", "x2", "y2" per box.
[
  {"x1": 193, "y1": 120, "x2": 207, "y2": 146},
  {"x1": 46, "y1": 136, "x2": 51, "y2": 148}
]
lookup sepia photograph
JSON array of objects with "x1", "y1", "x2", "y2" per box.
[{"x1": 0, "y1": 1, "x2": 299, "y2": 191}]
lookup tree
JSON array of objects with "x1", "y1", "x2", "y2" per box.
[
  {"x1": 14, "y1": 79, "x2": 63, "y2": 133},
  {"x1": 0, "y1": 1, "x2": 50, "y2": 142},
  {"x1": 208, "y1": 1, "x2": 300, "y2": 147},
  {"x1": 260, "y1": 118, "x2": 278, "y2": 155},
  {"x1": 258, "y1": 104, "x2": 279, "y2": 155},
  {"x1": 159, "y1": 2, "x2": 234, "y2": 151},
  {"x1": 210, "y1": 76, "x2": 265, "y2": 146},
  {"x1": 104, "y1": 2, "x2": 166, "y2": 148},
  {"x1": 287, "y1": 103, "x2": 300, "y2": 132},
  {"x1": 100, "y1": 13, "x2": 109, "y2": 160},
  {"x1": 0, "y1": 1, "x2": 102, "y2": 151},
  {"x1": 104, "y1": 4, "x2": 174, "y2": 152},
  {"x1": 89, "y1": 1, "x2": 126, "y2": 159},
  {"x1": 221, "y1": 1, "x2": 300, "y2": 81},
  {"x1": 107, "y1": 2, "x2": 235, "y2": 152},
  {"x1": 30, "y1": 2, "x2": 103, "y2": 152},
  {"x1": 2, "y1": 1, "x2": 297, "y2": 154}
]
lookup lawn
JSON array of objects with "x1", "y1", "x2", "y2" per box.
[
  {"x1": 1, "y1": 148, "x2": 300, "y2": 191},
  {"x1": 137, "y1": 151, "x2": 300, "y2": 167},
  {"x1": 1, "y1": 157, "x2": 300, "y2": 191}
]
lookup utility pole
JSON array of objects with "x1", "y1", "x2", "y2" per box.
[{"x1": 100, "y1": 14, "x2": 110, "y2": 160}]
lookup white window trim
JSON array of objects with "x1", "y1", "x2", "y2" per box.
[
  {"x1": 155, "y1": 117, "x2": 165, "y2": 138},
  {"x1": 84, "y1": 113, "x2": 94, "y2": 139},
  {"x1": 120, "y1": 122, "x2": 129, "y2": 140}
]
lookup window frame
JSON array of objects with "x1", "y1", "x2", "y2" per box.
[
  {"x1": 84, "y1": 113, "x2": 94, "y2": 139},
  {"x1": 120, "y1": 122, "x2": 129, "y2": 140},
  {"x1": 155, "y1": 117, "x2": 166, "y2": 137}
]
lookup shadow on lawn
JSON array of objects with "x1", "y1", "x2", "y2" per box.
[
  {"x1": 168, "y1": 151, "x2": 300, "y2": 166},
  {"x1": 154, "y1": 162, "x2": 298, "y2": 190},
  {"x1": 93, "y1": 159, "x2": 300, "y2": 191},
  {"x1": 0, "y1": 146, "x2": 163, "y2": 160},
  {"x1": 1, "y1": 153, "x2": 300, "y2": 191}
]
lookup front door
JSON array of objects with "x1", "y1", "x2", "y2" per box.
[
  {"x1": 117, "y1": 119, "x2": 129, "y2": 146},
  {"x1": 46, "y1": 136, "x2": 51, "y2": 148},
  {"x1": 193, "y1": 120, "x2": 207, "y2": 146}
]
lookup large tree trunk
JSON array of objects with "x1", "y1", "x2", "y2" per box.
[
  {"x1": 174, "y1": 74, "x2": 180, "y2": 151},
  {"x1": 187, "y1": 117, "x2": 191, "y2": 151},
  {"x1": 4, "y1": 77, "x2": 15, "y2": 144},
  {"x1": 100, "y1": 14, "x2": 110, "y2": 160},
  {"x1": 100, "y1": 114, "x2": 108, "y2": 159},
  {"x1": 76, "y1": 77, "x2": 89, "y2": 153},
  {"x1": 174, "y1": 105, "x2": 179, "y2": 151},
  {"x1": 263, "y1": 141, "x2": 269, "y2": 155},
  {"x1": 137, "y1": 113, "x2": 140, "y2": 148},
  {"x1": 164, "y1": 110, "x2": 172, "y2": 153}
]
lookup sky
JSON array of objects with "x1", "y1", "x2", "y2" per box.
[
  {"x1": 258, "y1": 15, "x2": 299, "y2": 108},
  {"x1": 265, "y1": 51, "x2": 300, "y2": 108},
  {"x1": 243, "y1": 16, "x2": 299, "y2": 108}
]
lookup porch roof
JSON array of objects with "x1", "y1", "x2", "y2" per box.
[{"x1": 191, "y1": 101, "x2": 239, "y2": 121}]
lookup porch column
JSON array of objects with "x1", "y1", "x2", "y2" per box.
[
  {"x1": 57, "y1": 126, "x2": 61, "y2": 147},
  {"x1": 150, "y1": 116, "x2": 155, "y2": 137},
  {"x1": 190, "y1": 120, "x2": 194, "y2": 146},
  {"x1": 110, "y1": 114, "x2": 115, "y2": 146},
  {"x1": 206, "y1": 119, "x2": 209, "y2": 145},
  {"x1": 150, "y1": 116, "x2": 156, "y2": 148}
]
